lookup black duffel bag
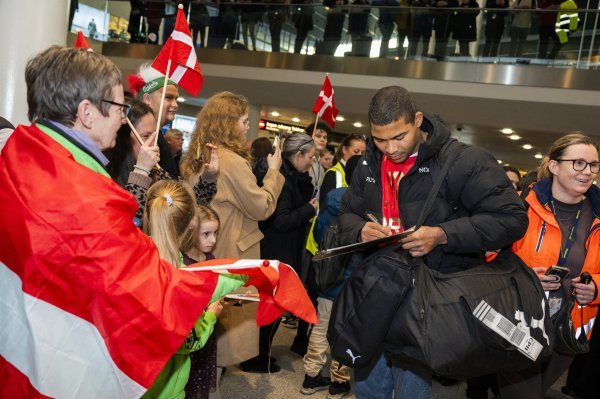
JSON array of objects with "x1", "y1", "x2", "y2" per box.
[{"x1": 385, "y1": 249, "x2": 555, "y2": 379}]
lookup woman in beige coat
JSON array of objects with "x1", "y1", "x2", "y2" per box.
[{"x1": 181, "y1": 91, "x2": 284, "y2": 259}]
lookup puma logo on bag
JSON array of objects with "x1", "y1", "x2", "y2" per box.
[{"x1": 345, "y1": 349, "x2": 362, "y2": 365}]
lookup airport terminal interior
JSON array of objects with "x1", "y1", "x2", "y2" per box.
[{"x1": 2, "y1": 0, "x2": 600, "y2": 398}]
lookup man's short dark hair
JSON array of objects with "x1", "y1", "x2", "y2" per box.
[
  {"x1": 305, "y1": 121, "x2": 332, "y2": 136},
  {"x1": 25, "y1": 46, "x2": 122, "y2": 125},
  {"x1": 368, "y1": 86, "x2": 418, "y2": 126}
]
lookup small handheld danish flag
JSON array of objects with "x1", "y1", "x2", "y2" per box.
[
  {"x1": 74, "y1": 31, "x2": 92, "y2": 50},
  {"x1": 312, "y1": 74, "x2": 339, "y2": 128},
  {"x1": 151, "y1": 4, "x2": 203, "y2": 96}
]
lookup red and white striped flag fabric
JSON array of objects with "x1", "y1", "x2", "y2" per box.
[
  {"x1": 0, "y1": 123, "x2": 316, "y2": 399},
  {"x1": 185, "y1": 259, "x2": 318, "y2": 326},
  {"x1": 312, "y1": 74, "x2": 339, "y2": 128},
  {"x1": 74, "y1": 31, "x2": 92, "y2": 50},
  {"x1": 151, "y1": 4, "x2": 203, "y2": 95}
]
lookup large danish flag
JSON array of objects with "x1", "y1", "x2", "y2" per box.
[
  {"x1": 312, "y1": 74, "x2": 339, "y2": 128},
  {"x1": 151, "y1": 4, "x2": 203, "y2": 95}
]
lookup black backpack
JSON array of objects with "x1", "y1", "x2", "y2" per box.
[{"x1": 313, "y1": 223, "x2": 350, "y2": 292}]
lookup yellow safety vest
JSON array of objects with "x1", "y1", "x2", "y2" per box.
[
  {"x1": 305, "y1": 162, "x2": 348, "y2": 255},
  {"x1": 556, "y1": 0, "x2": 579, "y2": 44}
]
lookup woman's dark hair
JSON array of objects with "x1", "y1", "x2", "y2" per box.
[
  {"x1": 333, "y1": 134, "x2": 367, "y2": 164},
  {"x1": 250, "y1": 137, "x2": 273, "y2": 160},
  {"x1": 105, "y1": 99, "x2": 155, "y2": 187},
  {"x1": 519, "y1": 169, "x2": 538, "y2": 192}
]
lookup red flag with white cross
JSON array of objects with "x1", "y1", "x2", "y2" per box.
[
  {"x1": 312, "y1": 74, "x2": 339, "y2": 128},
  {"x1": 74, "y1": 31, "x2": 92, "y2": 50},
  {"x1": 151, "y1": 4, "x2": 203, "y2": 95}
]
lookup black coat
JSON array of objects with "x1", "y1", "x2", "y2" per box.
[
  {"x1": 451, "y1": 0, "x2": 480, "y2": 41},
  {"x1": 339, "y1": 113, "x2": 528, "y2": 273},
  {"x1": 260, "y1": 159, "x2": 316, "y2": 272}
]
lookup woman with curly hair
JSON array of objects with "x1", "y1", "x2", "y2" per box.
[{"x1": 181, "y1": 91, "x2": 284, "y2": 259}]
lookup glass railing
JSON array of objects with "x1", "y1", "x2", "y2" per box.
[{"x1": 71, "y1": 0, "x2": 600, "y2": 69}]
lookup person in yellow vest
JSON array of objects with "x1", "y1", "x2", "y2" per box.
[
  {"x1": 292, "y1": 134, "x2": 367, "y2": 358},
  {"x1": 556, "y1": 0, "x2": 579, "y2": 44},
  {"x1": 306, "y1": 134, "x2": 367, "y2": 255}
]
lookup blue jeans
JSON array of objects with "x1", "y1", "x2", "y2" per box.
[{"x1": 355, "y1": 354, "x2": 432, "y2": 399}]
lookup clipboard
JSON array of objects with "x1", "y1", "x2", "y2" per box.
[
  {"x1": 312, "y1": 227, "x2": 416, "y2": 261},
  {"x1": 224, "y1": 293, "x2": 260, "y2": 302}
]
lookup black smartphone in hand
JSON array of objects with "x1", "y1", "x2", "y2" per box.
[{"x1": 545, "y1": 265, "x2": 570, "y2": 283}]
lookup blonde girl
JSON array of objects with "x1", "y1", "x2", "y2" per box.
[{"x1": 142, "y1": 180, "x2": 246, "y2": 399}]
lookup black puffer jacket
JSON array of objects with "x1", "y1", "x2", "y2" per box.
[
  {"x1": 339, "y1": 113, "x2": 528, "y2": 273},
  {"x1": 260, "y1": 158, "x2": 315, "y2": 272}
]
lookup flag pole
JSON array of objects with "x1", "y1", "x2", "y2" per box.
[
  {"x1": 127, "y1": 117, "x2": 144, "y2": 146},
  {"x1": 154, "y1": 58, "x2": 172, "y2": 145},
  {"x1": 311, "y1": 113, "x2": 320, "y2": 136}
]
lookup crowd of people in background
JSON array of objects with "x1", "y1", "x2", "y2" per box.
[
  {"x1": 107, "y1": 0, "x2": 582, "y2": 59},
  {"x1": 2, "y1": 41, "x2": 600, "y2": 399}
]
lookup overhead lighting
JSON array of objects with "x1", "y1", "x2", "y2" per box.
[
  {"x1": 353, "y1": 122, "x2": 363, "y2": 128},
  {"x1": 177, "y1": 97, "x2": 186, "y2": 103},
  {"x1": 509, "y1": 134, "x2": 521, "y2": 141},
  {"x1": 336, "y1": 115, "x2": 345, "y2": 122},
  {"x1": 534, "y1": 153, "x2": 543, "y2": 159},
  {"x1": 497, "y1": 159, "x2": 502, "y2": 164},
  {"x1": 501, "y1": 128, "x2": 513, "y2": 134},
  {"x1": 522, "y1": 144, "x2": 533, "y2": 150},
  {"x1": 292, "y1": 117, "x2": 300, "y2": 123},
  {"x1": 271, "y1": 111, "x2": 280, "y2": 117}
]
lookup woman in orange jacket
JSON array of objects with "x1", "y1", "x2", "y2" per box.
[{"x1": 498, "y1": 132, "x2": 600, "y2": 398}]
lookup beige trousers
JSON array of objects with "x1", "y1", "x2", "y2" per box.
[{"x1": 303, "y1": 297, "x2": 350, "y2": 383}]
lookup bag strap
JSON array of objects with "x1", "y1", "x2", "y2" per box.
[{"x1": 414, "y1": 139, "x2": 461, "y2": 229}]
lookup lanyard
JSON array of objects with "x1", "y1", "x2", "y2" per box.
[{"x1": 548, "y1": 199, "x2": 583, "y2": 266}]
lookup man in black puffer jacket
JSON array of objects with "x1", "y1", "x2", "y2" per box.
[{"x1": 339, "y1": 86, "x2": 528, "y2": 399}]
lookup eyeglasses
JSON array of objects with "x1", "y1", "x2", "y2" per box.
[
  {"x1": 101, "y1": 99, "x2": 131, "y2": 118},
  {"x1": 555, "y1": 159, "x2": 600, "y2": 174}
]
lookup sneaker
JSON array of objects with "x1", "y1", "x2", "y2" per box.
[
  {"x1": 281, "y1": 315, "x2": 298, "y2": 328},
  {"x1": 300, "y1": 374, "x2": 330, "y2": 395},
  {"x1": 239, "y1": 355, "x2": 280, "y2": 374},
  {"x1": 326, "y1": 381, "x2": 350, "y2": 399}
]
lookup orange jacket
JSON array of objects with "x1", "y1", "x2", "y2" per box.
[{"x1": 512, "y1": 178, "x2": 600, "y2": 338}]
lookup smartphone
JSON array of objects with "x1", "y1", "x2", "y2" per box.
[
  {"x1": 545, "y1": 265, "x2": 570, "y2": 283},
  {"x1": 580, "y1": 272, "x2": 592, "y2": 285},
  {"x1": 312, "y1": 187, "x2": 319, "y2": 199}
]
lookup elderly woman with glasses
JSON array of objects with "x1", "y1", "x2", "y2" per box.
[
  {"x1": 498, "y1": 132, "x2": 600, "y2": 398},
  {"x1": 105, "y1": 99, "x2": 219, "y2": 227}
]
